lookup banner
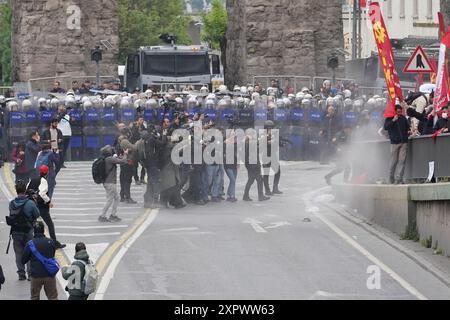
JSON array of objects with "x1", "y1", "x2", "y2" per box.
[
  {"x1": 433, "y1": 32, "x2": 450, "y2": 112},
  {"x1": 369, "y1": 2, "x2": 403, "y2": 118},
  {"x1": 438, "y1": 12, "x2": 449, "y2": 87},
  {"x1": 361, "y1": 0, "x2": 366, "y2": 8}
]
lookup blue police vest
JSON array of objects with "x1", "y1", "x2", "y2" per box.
[
  {"x1": 254, "y1": 108, "x2": 268, "y2": 121},
  {"x1": 85, "y1": 108, "x2": 100, "y2": 123},
  {"x1": 344, "y1": 112, "x2": 358, "y2": 126},
  {"x1": 121, "y1": 108, "x2": 135, "y2": 122},
  {"x1": 290, "y1": 108, "x2": 304, "y2": 122},
  {"x1": 40, "y1": 110, "x2": 55, "y2": 123},
  {"x1": 204, "y1": 108, "x2": 217, "y2": 121},
  {"x1": 274, "y1": 108, "x2": 288, "y2": 122},
  {"x1": 143, "y1": 109, "x2": 155, "y2": 122},
  {"x1": 103, "y1": 108, "x2": 117, "y2": 123}
]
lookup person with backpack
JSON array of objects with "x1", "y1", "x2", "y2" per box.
[
  {"x1": 27, "y1": 165, "x2": 66, "y2": 249},
  {"x1": 35, "y1": 143, "x2": 60, "y2": 198},
  {"x1": 62, "y1": 242, "x2": 97, "y2": 300},
  {"x1": 97, "y1": 145, "x2": 129, "y2": 223},
  {"x1": 7, "y1": 180, "x2": 40, "y2": 281},
  {"x1": 21, "y1": 221, "x2": 59, "y2": 300}
]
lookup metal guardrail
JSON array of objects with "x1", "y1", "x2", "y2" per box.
[
  {"x1": 252, "y1": 76, "x2": 313, "y2": 93},
  {"x1": 27, "y1": 75, "x2": 117, "y2": 93},
  {"x1": 351, "y1": 134, "x2": 450, "y2": 183}
]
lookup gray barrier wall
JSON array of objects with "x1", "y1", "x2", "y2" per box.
[{"x1": 352, "y1": 133, "x2": 450, "y2": 183}]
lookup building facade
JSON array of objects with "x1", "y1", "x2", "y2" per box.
[{"x1": 343, "y1": 0, "x2": 441, "y2": 59}]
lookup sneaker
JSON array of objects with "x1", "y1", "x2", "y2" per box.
[
  {"x1": 272, "y1": 190, "x2": 283, "y2": 195},
  {"x1": 61, "y1": 164, "x2": 67, "y2": 169},
  {"x1": 109, "y1": 216, "x2": 122, "y2": 223},
  {"x1": 265, "y1": 191, "x2": 273, "y2": 196},
  {"x1": 18, "y1": 274, "x2": 27, "y2": 281},
  {"x1": 120, "y1": 198, "x2": 125, "y2": 202},
  {"x1": 195, "y1": 200, "x2": 207, "y2": 206},
  {"x1": 243, "y1": 196, "x2": 253, "y2": 202},
  {"x1": 227, "y1": 197, "x2": 238, "y2": 203},
  {"x1": 211, "y1": 197, "x2": 221, "y2": 203},
  {"x1": 126, "y1": 198, "x2": 137, "y2": 204},
  {"x1": 259, "y1": 196, "x2": 270, "y2": 201},
  {"x1": 98, "y1": 216, "x2": 109, "y2": 223},
  {"x1": 175, "y1": 203, "x2": 187, "y2": 209},
  {"x1": 55, "y1": 241, "x2": 66, "y2": 250}
]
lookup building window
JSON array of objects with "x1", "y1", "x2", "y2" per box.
[
  {"x1": 427, "y1": 0, "x2": 433, "y2": 20},
  {"x1": 386, "y1": 0, "x2": 392, "y2": 19},
  {"x1": 413, "y1": 0, "x2": 419, "y2": 19},
  {"x1": 399, "y1": 0, "x2": 405, "y2": 19}
]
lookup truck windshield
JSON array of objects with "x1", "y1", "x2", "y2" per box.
[{"x1": 143, "y1": 54, "x2": 209, "y2": 76}]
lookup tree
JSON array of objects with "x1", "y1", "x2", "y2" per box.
[
  {"x1": 0, "y1": 3, "x2": 11, "y2": 85},
  {"x1": 118, "y1": 0, "x2": 192, "y2": 64},
  {"x1": 201, "y1": 0, "x2": 227, "y2": 50}
]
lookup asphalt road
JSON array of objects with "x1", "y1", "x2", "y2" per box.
[{"x1": 1, "y1": 161, "x2": 450, "y2": 300}]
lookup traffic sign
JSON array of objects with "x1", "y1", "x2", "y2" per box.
[{"x1": 403, "y1": 46, "x2": 435, "y2": 73}]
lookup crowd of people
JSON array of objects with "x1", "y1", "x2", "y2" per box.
[{"x1": 2, "y1": 77, "x2": 444, "y2": 299}]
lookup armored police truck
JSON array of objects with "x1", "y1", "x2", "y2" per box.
[{"x1": 125, "y1": 45, "x2": 222, "y2": 92}]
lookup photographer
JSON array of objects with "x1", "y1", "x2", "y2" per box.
[
  {"x1": 27, "y1": 165, "x2": 66, "y2": 249},
  {"x1": 7, "y1": 180, "x2": 40, "y2": 281}
]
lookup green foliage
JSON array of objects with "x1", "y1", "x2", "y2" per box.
[
  {"x1": 420, "y1": 235, "x2": 433, "y2": 249},
  {"x1": 118, "y1": 0, "x2": 192, "y2": 63},
  {"x1": 0, "y1": 3, "x2": 12, "y2": 85},
  {"x1": 201, "y1": 0, "x2": 227, "y2": 50},
  {"x1": 400, "y1": 223, "x2": 419, "y2": 242}
]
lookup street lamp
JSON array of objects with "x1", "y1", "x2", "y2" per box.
[{"x1": 91, "y1": 46, "x2": 103, "y2": 89}]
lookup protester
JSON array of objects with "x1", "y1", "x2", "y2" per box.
[
  {"x1": 21, "y1": 221, "x2": 58, "y2": 300},
  {"x1": 384, "y1": 104, "x2": 409, "y2": 184},
  {"x1": 11, "y1": 142, "x2": 28, "y2": 183},
  {"x1": 324, "y1": 126, "x2": 353, "y2": 185},
  {"x1": 34, "y1": 144, "x2": 60, "y2": 198},
  {"x1": 8, "y1": 180, "x2": 40, "y2": 281},
  {"x1": 27, "y1": 165, "x2": 66, "y2": 249},
  {"x1": 57, "y1": 106, "x2": 72, "y2": 168},
  {"x1": 62, "y1": 242, "x2": 95, "y2": 300},
  {"x1": 117, "y1": 128, "x2": 138, "y2": 204},
  {"x1": 99, "y1": 145, "x2": 129, "y2": 222},
  {"x1": 41, "y1": 118, "x2": 63, "y2": 173},
  {"x1": 25, "y1": 131, "x2": 41, "y2": 179}
]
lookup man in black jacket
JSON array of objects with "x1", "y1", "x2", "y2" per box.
[
  {"x1": 41, "y1": 118, "x2": 63, "y2": 174},
  {"x1": 21, "y1": 221, "x2": 58, "y2": 300},
  {"x1": 62, "y1": 242, "x2": 92, "y2": 300},
  {"x1": 384, "y1": 104, "x2": 410, "y2": 184}
]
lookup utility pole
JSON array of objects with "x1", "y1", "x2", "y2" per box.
[
  {"x1": 357, "y1": 0, "x2": 362, "y2": 59},
  {"x1": 352, "y1": 0, "x2": 358, "y2": 60}
]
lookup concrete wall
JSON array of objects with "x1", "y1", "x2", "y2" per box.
[
  {"x1": 333, "y1": 183, "x2": 450, "y2": 256},
  {"x1": 12, "y1": 0, "x2": 119, "y2": 83},
  {"x1": 225, "y1": 0, "x2": 345, "y2": 87}
]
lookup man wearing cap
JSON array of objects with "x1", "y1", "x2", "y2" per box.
[{"x1": 27, "y1": 165, "x2": 66, "y2": 249}]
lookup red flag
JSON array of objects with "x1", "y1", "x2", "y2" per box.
[
  {"x1": 369, "y1": 2, "x2": 403, "y2": 118},
  {"x1": 431, "y1": 55, "x2": 437, "y2": 84},
  {"x1": 433, "y1": 31, "x2": 450, "y2": 112},
  {"x1": 438, "y1": 12, "x2": 450, "y2": 87},
  {"x1": 361, "y1": 0, "x2": 367, "y2": 8}
]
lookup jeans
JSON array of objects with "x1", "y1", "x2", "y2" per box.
[
  {"x1": 12, "y1": 231, "x2": 33, "y2": 277},
  {"x1": 47, "y1": 172, "x2": 56, "y2": 199},
  {"x1": 205, "y1": 165, "x2": 223, "y2": 198},
  {"x1": 225, "y1": 167, "x2": 237, "y2": 199},
  {"x1": 102, "y1": 183, "x2": 119, "y2": 217}
]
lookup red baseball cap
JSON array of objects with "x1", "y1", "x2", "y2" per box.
[{"x1": 39, "y1": 165, "x2": 49, "y2": 175}]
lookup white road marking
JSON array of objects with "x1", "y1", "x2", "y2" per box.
[
  {"x1": 56, "y1": 232, "x2": 121, "y2": 237},
  {"x1": 63, "y1": 243, "x2": 110, "y2": 265},
  {"x1": 52, "y1": 207, "x2": 140, "y2": 211},
  {"x1": 53, "y1": 219, "x2": 133, "y2": 223},
  {"x1": 57, "y1": 225, "x2": 128, "y2": 229},
  {"x1": 302, "y1": 188, "x2": 428, "y2": 301},
  {"x1": 52, "y1": 212, "x2": 139, "y2": 217},
  {"x1": 160, "y1": 227, "x2": 199, "y2": 232},
  {"x1": 94, "y1": 209, "x2": 159, "y2": 300},
  {"x1": 265, "y1": 221, "x2": 292, "y2": 229},
  {"x1": 243, "y1": 218, "x2": 267, "y2": 233}
]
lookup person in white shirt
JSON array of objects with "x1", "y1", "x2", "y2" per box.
[{"x1": 57, "y1": 106, "x2": 72, "y2": 168}]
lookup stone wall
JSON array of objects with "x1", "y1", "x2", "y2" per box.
[
  {"x1": 225, "y1": 0, "x2": 344, "y2": 87},
  {"x1": 442, "y1": 0, "x2": 450, "y2": 30},
  {"x1": 12, "y1": 0, "x2": 118, "y2": 84}
]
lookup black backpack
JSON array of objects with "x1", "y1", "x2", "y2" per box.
[
  {"x1": 6, "y1": 200, "x2": 32, "y2": 231},
  {"x1": 92, "y1": 157, "x2": 108, "y2": 184}
]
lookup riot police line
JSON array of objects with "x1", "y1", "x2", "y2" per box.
[{"x1": 0, "y1": 85, "x2": 388, "y2": 164}]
